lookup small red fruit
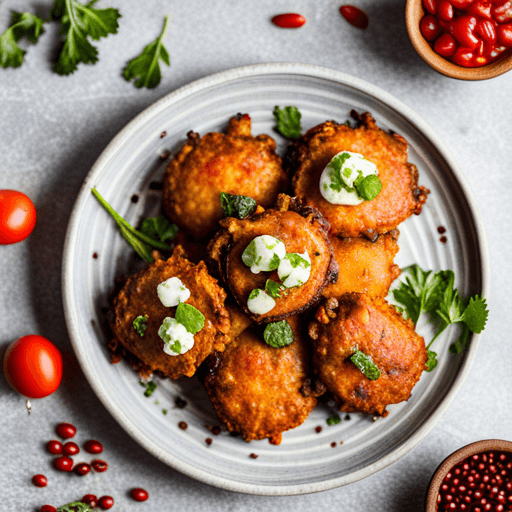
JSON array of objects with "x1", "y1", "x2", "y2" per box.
[
  {"x1": 56, "y1": 423, "x2": 76, "y2": 439},
  {"x1": 63, "y1": 441, "x2": 79, "y2": 456},
  {"x1": 423, "y1": 0, "x2": 438, "y2": 15},
  {"x1": 81, "y1": 495, "x2": 98, "y2": 507},
  {"x1": 476, "y1": 19, "x2": 497, "y2": 43},
  {"x1": 450, "y1": 0, "x2": 476, "y2": 8},
  {"x1": 74, "y1": 462, "x2": 91, "y2": 476},
  {"x1": 53, "y1": 455, "x2": 73, "y2": 472},
  {"x1": 40, "y1": 506, "x2": 56, "y2": 512},
  {"x1": 497, "y1": 23, "x2": 512, "y2": 45},
  {"x1": 438, "y1": 1, "x2": 454, "y2": 21},
  {"x1": 130, "y1": 488, "x2": 149, "y2": 502},
  {"x1": 452, "y1": 47, "x2": 476, "y2": 65},
  {"x1": 450, "y1": 15, "x2": 480, "y2": 49},
  {"x1": 468, "y1": 1, "x2": 492, "y2": 20},
  {"x1": 84, "y1": 439, "x2": 103, "y2": 454},
  {"x1": 32, "y1": 474, "x2": 47, "y2": 487},
  {"x1": 339, "y1": 5, "x2": 369, "y2": 29},
  {"x1": 46, "y1": 440, "x2": 63, "y2": 455},
  {"x1": 91, "y1": 459, "x2": 108, "y2": 473},
  {"x1": 271, "y1": 13, "x2": 306, "y2": 28},
  {"x1": 0, "y1": 190, "x2": 36, "y2": 244},
  {"x1": 98, "y1": 495, "x2": 114, "y2": 510},
  {"x1": 434, "y1": 33, "x2": 458, "y2": 56},
  {"x1": 421, "y1": 14, "x2": 442, "y2": 40},
  {"x1": 492, "y1": 1, "x2": 512, "y2": 24}
]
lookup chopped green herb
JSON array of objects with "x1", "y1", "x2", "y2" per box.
[
  {"x1": 355, "y1": 174, "x2": 382, "y2": 201},
  {"x1": 0, "y1": 11, "x2": 45, "y2": 69},
  {"x1": 143, "y1": 381, "x2": 157, "y2": 397},
  {"x1": 162, "y1": 409, "x2": 168, "y2": 415},
  {"x1": 263, "y1": 320, "x2": 294, "y2": 348},
  {"x1": 327, "y1": 152, "x2": 353, "y2": 193},
  {"x1": 345, "y1": 120, "x2": 352, "y2": 127},
  {"x1": 242, "y1": 240, "x2": 258, "y2": 268},
  {"x1": 220, "y1": 192, "x2": 257, "y2": 219},
  {"x1": 248, "y1": 289, "x2": 261, "y2": 301},
  {"x1": 133, "y1": 314, "x2": 148, "y2": 337},
  {"x1": 175, "y1": 302, "x2": 205, "y2": 334},
  {"x1": 350, "y1": 350, "x2": 381, "y2": 380},
  {"x1": 123, "y1": 15, "x2": 169, "y2": 88},
  {"x1": 269, "y1": 252, "x2": 281, "y2": 271},
  {"x1": 140, "y1": 215, "x2": 178, "y2": 243},
  {"x1": 425, "y1": 350, "x2": 438, "y2": 372},
  {"x1": 326, "y1": 414, "x2": 341, "y2": 426},
  {"x1": 57, "y1": 502, "x2": 92, "y2": 512},
  {"x1": 273, "y1": 106, "x2": 302, "y2": 139},
  {"x1": 285, "y1": 253, "x2": 310, "y2": 269},
  {"x1": 169, "y1": 338, "x2": 182, "y2": 354},
  {"x1": 265, "y1": 279, "x2": 283, "y2": 299},
  {"x1": 154, "y1": 400, "x2": 159, "y2": 405}
]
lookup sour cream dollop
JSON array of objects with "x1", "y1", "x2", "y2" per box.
[
  {"x1": 241, "y1": 235, "x2": 286, "y2": 274},
  {"x1": 319, "y1": 151, "x2": 379, "y2": 206},
  {"x1": 158, "y1": 317, "x2": 194, "y2": 356},
  {"x1": 157, "y1": 277, "x2": 190, "y2": 307},
  {"x1": 247, "y1": 289, "x2": 276, "y2": 315},
  {"x1": 277, "y1": 251, "x2": 311, "y2": 288}
]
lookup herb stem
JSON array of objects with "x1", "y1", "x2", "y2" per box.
[{"x1": 119, "y1": 224, "x2": 153, "y2": 263}]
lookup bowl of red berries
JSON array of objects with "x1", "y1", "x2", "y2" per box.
[
  {"x1": 425, "y1": 439, "x2": 512, "y2": 511},
  {"x1": 406, "y1": 0, "x2": 512, "y2": 80}
]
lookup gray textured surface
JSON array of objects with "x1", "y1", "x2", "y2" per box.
[{"x1": 0, "y1": 0, "x2": 511, "y2": 510}]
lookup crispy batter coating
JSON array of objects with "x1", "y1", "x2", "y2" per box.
[
  {"x1": 323, "y1": 231, "x2": 401, "y2": 299},
  {"x1": 288, "y1": 111, "x2": 429, "y2": 238},
  {"x1": 309, "y1": 293, "x2": 427, "y2": 416},
  {"x1": 203, "y1": 316, "x2": 317, "y2": 444},
  {"x1": 111, "y1": 246, "x2": 230, "y2": 379},
  {"x1": 163, "y1": 114, "x2": 287, "y2": 240},
  {"x1": 208, "y1": 195, "x2": 338, "y2": 323}
]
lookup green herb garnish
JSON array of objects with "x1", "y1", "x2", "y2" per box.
[
  {"x1": 143, "y1": 381, "x2": 157, "y2": 397},
  {"x1": 350, "y1": 350, "x2": 381, "y2": 380},
  {"x1": 273, "y1": 106, "x2": 302, "y2": 139},
  {"x1": 133, "y1": 314, "x2": 148, "y2": 337},
  {"x1": 140, "y1": 215, "x2": 178, "y2": 243},
  {"x1": 0, "y1": 11, "x2": 45, "y2": 69},
  {"x1": 355, "y1": 174, "x2": 382, "y2": 201},
  {"x1": 327, "y1": 152, "x2": 352, "y2": 193},
  {"x1": 425, "y1": 350, "x2": 438, "y2": 372},
  {"x1": 269, "y1": 252, "x2": 281, "y2": 271},
  {"x1": 263, "y1": 320, "x2": 294, "y2": 348},
  {"x1": 162, "y1": 409, "x2": 168, "y2": 415},
  {"x1": 57, "y1": 502, "x2": 92, "y2": 512},
  {"x1": 51, "y1": 0, "x2": 121, "y2": 75},
  {"x1": 326, "y1": 414, "x2": 341, "y2": 426},
  {"x1": 285, "y1": 253, "x2": 310, "y2": 269},
  {"x1": 220, "y1": 192, "x2": 257, "y2": 220},
  {"x1": 123, "y1": 15, "x2": 170, "y2": 88},
  {"x1": 265, "y1": 279, "x2": 283, "y2": 299},
  {"x1": 175, "y1": 303, "x2": 205, "y2": 334}
]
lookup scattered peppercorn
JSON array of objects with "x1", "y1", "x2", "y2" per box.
[
  {"x1": 178, "y1": 421, "x2": 188, "y2": 430},
  {"x1": 92, "y1": 252, "x2": 98, "y2": 259},
  {"x1": 131, "y1": 194, "x2": 139, "y2": 203},
  {"x1": 315, "y1": 426, "x2": 323, "y2": 433},
  {"x1": 175, "y1": 396, "x2": 187, "y2": 409},
  {"x1": 440, "y1": 236, "x2": 447, "y2": 244},
  {"x1": 331, "y1": 442, "x2": 337, "y2": 448},
  {"x1": 437, "y1": 226, "x2": 446, "y2": 234},
  {"x1": 160, "y1": 131, "x2": 167, "y2": 138},
  {"x1": 205, "y1": 437, "x2": 213, "y2": 446},
  {"x1": 249, "y1": 453, "x2": 259, "y2": 459}
]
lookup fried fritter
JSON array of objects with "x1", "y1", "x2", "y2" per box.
[
  {"x1": 208, "y1": 195, "x2": 338, "y2": 323},
  {"x1": 288, "y1": 111, "x2": 428, "y2": 238},
  {"x1": 111, "y1": 246, "x2": 230, "y2": 380},
  {"x1": 323, "y1": 231, "x2": 401, "y2": 299},
  {"x1": 163, "y1": 114, "x2": 287, "y2": 240},
  {"x1": 204, "y1": 316, "x2": 317, "y2": 444},
  {"x1": 309, "y1": 293, "x2": 427, "y2": 416}
]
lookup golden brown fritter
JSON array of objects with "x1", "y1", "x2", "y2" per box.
[
  {"x1": 288, "y1": 111, "x2": 429, "y2": 238},
  {"x1": 208, "y1": 195, "x2": 339, "y2": 323},
  {"x1": 111, "y1": 246, "x2": 230, "y2": 380},
  {"x1": 323, "y1": 231, "x2": 401, "y2": 299},
  {"x1": 309, "y1": 293, "x2": 427, "y2": 417},
  {"x1": 203, "y1": 316, "x2": 317, "y2": 444},
  {"x1": 163, "y1": 114, "x2": 287, "y2": 240}
]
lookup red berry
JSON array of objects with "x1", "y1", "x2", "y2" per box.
[
  {"x1": 438, "y1": 0, "x2": 454, "y2": 21},
  {"x1": 492, "y1": 1, "x2": 512, "y2": 24},
  {"x1": 81, "y1": 495, "x2": 98, "y2": 507},
  {"x1": 421, "y1": 14, "x2": 442, "y2": 40},
  {"x1": 476, "y1": 19, "x2": 497, "y2": 43},
  {"x1": 450, "y1": 15, "x2": 480, "y2": 49},
  {"x1": 450, "y1": 0, "x2": 475, "y2": 8},
  {"x1": 423, "y1": 0, "x2": 438, "y2": 15},
  {"x1": 53, "y1": 455, "x2": 73, "y2": 472},
  {"x1": 130, "y1": 488, "x2": 149, "y2": 502},
  {"x1": 63, "y1": 441, "x2": 80, "y2": 456},
  {"x1": 434, "y1": 33, "x2": 458, "y2": 56},
  {"x1": 91, "y1": 459, "x2": 108, "y2": 473},
  {"x1": 46, "y1": 440, "x2": 63, "y2": 455},
  {"x1": 98, "y1": 495, "x2": 114, "y2": 510},
  {"x1": 498, "y1": 23, "x2": 512, "y2": 46},
  {"x1": 271, "y1": 13, "x2": 306, "y2": 29},
  {"x1": 55, "y1": 423, "x2": 76, "y2": 439},
  {"x1": 73, "y1": 462, "x2": 91, "y2": 476},
  {"x1": 339, "y1": 5, "x2": 369, "y2": 29},
  {"x1": 468, "y1": 1, "x2": 492, "y2": 20},
  {"x1": 84, "y1": 439, "x2": 103, "y2": 454},
  {"x1": 32, "y1": 474, "x2": 47, "y2": 487},
  {"x1": 40, "y1": 506, "x2": 56, "y2": 512}
]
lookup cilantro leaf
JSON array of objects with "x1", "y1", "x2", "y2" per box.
[
  {"x1": 350, "y1": 350, "x2": 381, "y2": 380},
  {"x1": 220, "y1": 192, "x2": 257, "y2": 220},
  {"x1": 265, "y1": 279, "x2": 283, "y2": 299},
  {"x1": 133, "y1": 314, "x2": 148, "y2": 337},
  {"x1": 175, "y1": 303, "x2": 205, "y2": 334},
  {"x1": 327, "y1": 152, "x2": 352, "y2": 193},
  {"x1": 461, "y1": 295, "x2": 488, "y2": 334},
  {"x1": 57, "y1": 502, "x2": 92, "y2": 512},
  {"x1": 273, "y1": 106, "x2": 302, "y2": 139},
  {"x1": 425, "y1": 350, "x2": 438, "y2": 372},
  {"x1": 0, "y1": 11, "x2": 46, "y2": 69},
  {"x1": 123, "y1": 15, "x2": 170, "y2": 89},
  {"x1": 143, "y1": 381, "x2": 157, "y2": 397},
  {"x1": 263, "y1": 320, "x2": 294, "y2": 348},
  {"x1": 140, "y1": 215, "x2": 178, "y2": 243},
  {"x1": 449, "y1": 324, "x2": 471, "y2": 354},
  {"x1": 326, "y1": 414, "x2": 341, "y2": 426}
]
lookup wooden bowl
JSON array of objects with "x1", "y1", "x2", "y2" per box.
[
  {"x1": 405, "y1": 0, "x2": 512, "y2": 80},
  {"x1": 425, "y1": 439, "x2": 512, "y2": 511}
]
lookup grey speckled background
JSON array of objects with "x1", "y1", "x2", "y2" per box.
[{"x1": 1, "y1": 0, "x2": 511, "y2": 510}]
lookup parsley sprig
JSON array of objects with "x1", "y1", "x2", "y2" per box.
[{"x1": 392, "y1": 265, "x2": 488, "y2": 370}]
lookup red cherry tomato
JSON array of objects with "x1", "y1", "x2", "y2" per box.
[
  {"x1": 450, "y1": 15, "x2": 480, "y2": 48},
  {"x1": 434, "y1": 33, "x2": 458, "y2": 55},
  {"x1": 0, "y1": 190, "x2": 36, "y2": 245},
  {"x1": 423, "y1": 0, "x2": 438, "y2": 15},
  {"x1": 339, "y1": 5, "x2": 369, "y2": 29},
  {"x1": 438, "y1": 1, "x2": 454, "y2": 21},
  {"x1": 421, "y1": 14, "x2": 442, "y2": 40},
  {"x1": 271, "y1": 13, "x2": 306, "y2": 28},
  {"x1": 3, "y1": 335, "x2": 62, "y2": 399},
  {"x1": 497, "y1": 22, "x2": 512, "y2": 44}
]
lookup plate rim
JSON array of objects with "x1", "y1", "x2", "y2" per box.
[{"x1": 62, "y1": 62, "x2": 490, "y2": 496}]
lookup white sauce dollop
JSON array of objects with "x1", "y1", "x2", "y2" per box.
[
  {"x1": 241, "y1": 235, "x2": 286, "y2": 274},
  {"x1": 247, "y1": 289, "x2": 276, "y2": 315},
  {"x1": 157, "y1": 277, "x2": 190, "y2": 307},
  {"x1": 158, "y1": 317, "x2": 194, "y2": 356},
  {"x1": 278, "y1": 251, "x2": 311, "y2": 288}
]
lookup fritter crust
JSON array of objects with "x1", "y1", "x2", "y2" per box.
[
  {"x1": 322, "y1": 231, "x2": 401, "y2": 299},
  {"x1": 111, "y1": 246, "x2": 230, "y2": 379},
  {"x1": 288, "y1": 111, "x2": 429, "y2": 238},
  {"x1": 163, "y1": 114, "x2": 287, "y2": 240},
  {"x1": 309, "y1": 293, "x2": 427, "y2": 416},
  {"x1": 203, "y1": 316, "x2": 317, "y2": 444},
  {"x1": 208, "y1": 195, "x2": 339, "y2": 323}
]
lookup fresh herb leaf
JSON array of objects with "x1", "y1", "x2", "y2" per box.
[
  {"x1": 273, "y1": 106, "x2": 302, "y2": 139},
  {"x1": 327, "y1": 152, "x2": 353, "y2": 193},
  {"x1": 285, "y1": 253, "x2": 310, "y2": 269},
  {"x1": 140, "y1": 215, "x2": 178, "y2": 243},
  {"x1": 355, "y1": 174, "x2": 382, "y2": 201},
  {"x1": 241, "y1": 239, "x2": 258, "y2": 268},
  {"x1": 123, "y1": 15, "x2": 170, "y2": 88},
  {"x1": 169, "y1": 338, "x2": 182, "y2": 354},
  {"x1": 263, "y1": 320, "x2": 294, "y2": 348},
  {"x1": 326, "y1": 414, "x2": 341, "y2": 426},
  {"x1": 268, "y1": 252, "x2": 281, "y2": 271},
  {"x1": 0, "y1": 11, "x2": 46, "y2": 69},
  {"x1": 57, "y1": 502, "x2": 92, "y2": 512},
  {"x1": 449, "y1": 324, "x2": 471, "y2": 354},
  {"x1": 425, "y1": 350, "x2": 438, "y2": 372},
  {"x1": 143, "y1": 381, "x2": 157, "y2": 397},
  {"x1": 162, "y1": 409, "x2": 168, "y2": 415},
  {"x1": 51, "y1": 0, "x2": 121, "y2": 75},
  {"x1": 133, "y1": 314, "x2": 148, "y2": 337},
  {"x1": 220, "y1": 192, "x2": 257, "y2": 220},
  {"x1": 350, "y1": 350, "x2": 381, "y2": 380},
  {"x1": 175, "y1": 303, "x2": 205, "y2": 334},
  {"x1": 265, "y1": 279, "x2": 282, "y2": 299},
  {"x1": 461, "y1": 296, "x2": 488, "y2": 334}
]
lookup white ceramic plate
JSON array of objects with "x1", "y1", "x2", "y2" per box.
[{"x1": 62, "y1": 63, "x2": 489, "y2": 495}]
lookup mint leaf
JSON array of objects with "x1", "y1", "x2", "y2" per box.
[
  {"x1": 133, "y1": 315, "x2": 148, "y2": 337},
  {"x1": 123, "y1": 15, "x2": 170, "y2": 88},
  {"x1": 175, "y1": 303, "x2": 205, "y2": 334},
  {"x1": 263, "y1": 320, "x2": 294, "y2": 348},
  {"x1": 355, "y1": 174, "x2": 382, "y2": 201},
  {"x1": 140, "y1": 215, "x2": 178, "y2": 243},
  {"x1": 350, "y1": 350, "x2": 381, "y2": 380},
  {"x1": 425, "y1": 350, "x2": 438, "y2": 372},
  {"x1": 326, "y1": 414, "x2": 341, "y2": 426},
  {"x1": 461, "y1": 295, "x2": 488, "y2": 334},
  {"x1": 273, "y1": 106, "x2": 302, "y2": 139},
  {"x1": 220, "y1": 192, "x2": 257, "y2": 220},
  {"x1": 265, "y1": 279, "x2": 282, "y2": 299},
  {"x1": 143, "y1": 381, "x2": 156, "y2": 397}
]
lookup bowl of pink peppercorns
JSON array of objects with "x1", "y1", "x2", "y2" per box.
[
  {"x1": 425, "y1": 439, "x2": 512, "y2": 512},
  {"x1": 405, "y1": 0, "x2": 512, "y2": 80}
]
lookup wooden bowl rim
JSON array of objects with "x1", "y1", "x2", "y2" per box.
[
  {"x1": 425, "y1": 439, "x2": 512, "y2": 511},
  {"x1": 405, "y1": 0, "x2": 512, "y2": 80}
]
